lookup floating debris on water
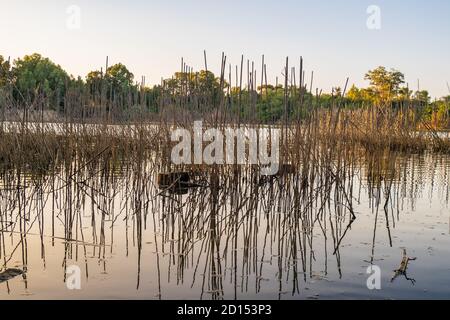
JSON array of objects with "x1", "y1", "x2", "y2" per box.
[{"x1": 0, "y1": 268, "x2": 24, "y2": 283}]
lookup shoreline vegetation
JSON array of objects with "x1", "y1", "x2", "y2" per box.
[
  {"x1": 0, "y1": 52, "x2": 449, "y2": 298},
  {"x1": 0, "y1": 51, "x2": 450, "y2": 176},
  {"x1": 1, "y1": 52, "x2": 450, "y2": 175}
]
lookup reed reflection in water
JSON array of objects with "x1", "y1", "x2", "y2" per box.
[{"x1": 0, "y1": 151, "x2": 449, "y2": 300}]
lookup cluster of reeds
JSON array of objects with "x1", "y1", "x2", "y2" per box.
[
  {"x1": 1, "y1": 54, "x2": 450, "y2": 298},
  {"x1": 1, "y1": 142, "x2": 449, "y2": 297},
  {"x1": 1, "y1": 54, "x2": 449, "y2": 173}
]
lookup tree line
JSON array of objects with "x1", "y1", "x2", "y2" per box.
[{"x1": 0, "y1": 53, "x2": 449, "y2": 126}]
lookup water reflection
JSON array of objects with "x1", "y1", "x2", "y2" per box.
[{"x1": 0, "y1": 151, "x2": 449, "y2": 299}]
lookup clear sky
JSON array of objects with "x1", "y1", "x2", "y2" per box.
[{"x1": 1, "y1": 0, "x2": 449, "y2": 98}]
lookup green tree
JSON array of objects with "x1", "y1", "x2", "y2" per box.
[
  {"x1": 255, "y1": 87, "x2": 286, "y2": 122},
  {"x1": 347, "y1": 85, "x2": 361, "y2": 101},
  {"x1": 397, "y1": 87, "x2": 412, "y2": 101},
  {"x1": 0, "y1": 55, "x2": 11, "y2": 87},
  {"x1": 167, "y1": 70, "x2": 223, "y2": 95},
  {"x1": 86, "y1": 63, "x2": 135, "y2": 103},
  {"x1": 364, "y1": 66, "x2": 405, "y2": 102},
  {"x1": 346, "y1": 85, "x2": 374, "y2": 103},
  {"x1": 106, "y1": 63, "x2": 134, "y2": 92},
  {"x1": 414, "y1": 90, "x2": 430, "y2": 105},
  {"x1": 86, "y1": 70, "x2": 103, "y2": 95},
  {"x1": 12, "y1": 53, "x2": 69, "y2": 103},
  {"x1": 194, "y1": 70, "x2": 223, "y2": 92}
]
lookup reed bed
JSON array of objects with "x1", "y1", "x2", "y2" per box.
[
  {"x1": 1, "y1": 145, "x2": 448, "y2": 298},
  {"x1": 1, "y1": 54, "x2": 449, "y2": 298}
]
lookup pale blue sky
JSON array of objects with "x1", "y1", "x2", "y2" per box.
[{"x1": 1, "y1": 0, "x2": 449, "y2": 97}]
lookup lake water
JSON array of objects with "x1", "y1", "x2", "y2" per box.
[{"x1": 0, "y1": 152, "x2": 449, "y2": 300}]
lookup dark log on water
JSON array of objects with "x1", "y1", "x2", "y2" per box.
[
  {"x1": 0, "y1": 268, "x2": 24, "y2": 283},
  {"x1": 157, "y1": 172, "x2": 190, "y2": 189},
  {"x1": 157, "y1": 172, "x2": 205, "y2": 194}
]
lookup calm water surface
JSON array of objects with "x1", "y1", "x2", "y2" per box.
[{"x1": 0, "y1": 152, "x2": 449, "y2": 300}]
